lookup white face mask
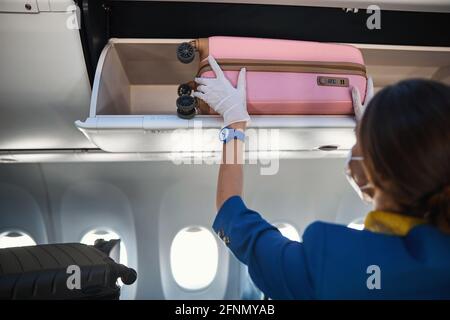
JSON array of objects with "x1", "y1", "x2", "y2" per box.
[{"x1": 344, "y1": 151, "x2": 374, "y2": 203}]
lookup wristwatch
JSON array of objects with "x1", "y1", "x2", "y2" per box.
[{"x1": 219, "y1": 127, "x2": 245, "y2": 144}]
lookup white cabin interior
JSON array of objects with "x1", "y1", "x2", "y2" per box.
[{"x1": 0, "y1": 0, "x2": 449, "y2": 299}]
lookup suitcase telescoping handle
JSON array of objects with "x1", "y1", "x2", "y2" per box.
[
  {"x1": 93, "y1": 239, "x2": 137, "y2": 285},
  {"x1": 116, "y1": 263, "x2": 137, "y2": 285}
]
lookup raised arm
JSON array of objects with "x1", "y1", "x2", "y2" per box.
[
  {"x1": 216, "y1": 121, "x2": 246, "y2": 210},
  {"x1": 193, "y1": 55, "x2": 250, "y2": 210}
]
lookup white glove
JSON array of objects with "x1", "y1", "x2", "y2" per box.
[
  {"x1": 193, "y1": 55, "x2": 250, "y2": 128},
  {"x1": 351, "y1": 76, "x2": 374, "y2": 121}
]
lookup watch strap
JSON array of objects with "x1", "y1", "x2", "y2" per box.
[
  {"x1": 223, "y1": 128, "x2": 245, "y2": 143},
  {"x1": 232, "y1": 129, "x2": 245, "y2": 143}
]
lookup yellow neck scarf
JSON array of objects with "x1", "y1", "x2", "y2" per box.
[{"x1": 364, "y1": 211, "x2": 426, "y2": 236}]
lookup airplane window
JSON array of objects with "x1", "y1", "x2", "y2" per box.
[
  {"x1": 81, "y1": 229, "x2": 128, "y2": 266},
  {"x1": 170, "y1": 226, "x2": 219, "y2": 291},
  {"x1": 347, "y1": 217, "x2": 365, "y2": 231},
  {"x1": 0, "y1": 230, "x2": 37, "y2": 249},
  {"x1": 274, "y1": 223, "x2": 301, "y2": 242}
]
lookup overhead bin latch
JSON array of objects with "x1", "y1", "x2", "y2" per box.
[{"x1": 0, "y1": 0, "x2": 38, "y2": 13}]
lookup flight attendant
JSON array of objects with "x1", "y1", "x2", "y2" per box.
[{"x1": 193, "y1": 56, "x2": 450, "y2": 299}]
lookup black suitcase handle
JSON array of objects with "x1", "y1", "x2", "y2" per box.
[{"x1": 116, "y1": 264, "x2": 137, "y2": 285}]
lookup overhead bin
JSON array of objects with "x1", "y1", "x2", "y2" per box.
[
  {"x1": 75, "y1": 38, "x2": 358, "y2": 154},
  {"x1": 0, "y1": 3, "x2": 93, "y2": 150},
  {"x1": 76, "y1": 38, "x2": 450, "y2": 154},
  {"x1": 74, "y1": 2, "x2": 450, "y2": 157}
]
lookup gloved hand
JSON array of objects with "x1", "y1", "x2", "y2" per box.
[
  {"x1": 193, "y1": 55, "x2": 250, "y2": 128},
  {"x1": 351, "y1": 76, "x2": 374, "y2": 121}
]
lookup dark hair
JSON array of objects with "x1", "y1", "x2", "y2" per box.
[{"x1": 359, "y1": 79, "x2": 450, "y2": 226}]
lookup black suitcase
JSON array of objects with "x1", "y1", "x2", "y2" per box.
[{"x1": 0, "y1": 240, "x2": 137, "y2": 300}]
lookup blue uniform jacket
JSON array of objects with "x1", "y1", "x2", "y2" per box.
[{"x1": 212, "y1": 196, "x2": 450, "y2": 299}]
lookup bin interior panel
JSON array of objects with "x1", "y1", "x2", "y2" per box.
[
  {"x1": 115, "y1": 43, "x2": 198, "y2": 85},
  {"x1": 96, "y1": 42, "x2": 198, "y2": 116},
  {"x1": 129, "y1": 85, "x2": 179, "y2": 115},
  {"x1": 97, "y1": 48, "x2": 131, "y2": 115}
]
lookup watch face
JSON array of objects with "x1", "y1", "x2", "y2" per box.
[{"x1": 219, "y1": 128, "x2": 229, "y2": 141}]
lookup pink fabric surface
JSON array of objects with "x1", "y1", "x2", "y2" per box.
[
  {"x1": 208, "y1": 36, "x2": 365, "y2": 65},
  {"x1": 201, "y1": 70, "x2": 367, "y2": 115},
  {"x1": 200, "y1": 37, "x2": 367, "y2": 115}
]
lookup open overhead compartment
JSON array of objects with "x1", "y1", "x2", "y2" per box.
[
  {"x1": 75, "y1": 1, "x2": 450, "y2": 159},
  {"x1": 75, "y1": 38, "x2": 358, "y2": 155},
  {"x1": 75, "y1": 38, "x2": 450, "y2": 156}
]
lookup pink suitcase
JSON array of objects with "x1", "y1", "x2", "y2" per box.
[{"x1": 176, "y1": 36, "x2": 367, "y2": 118}]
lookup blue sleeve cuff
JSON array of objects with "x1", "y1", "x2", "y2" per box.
[{"x1": 212, "y1": 195, "x2": 247, "y2": 240}]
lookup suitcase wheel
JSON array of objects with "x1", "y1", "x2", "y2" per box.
[
  {"x1": 176, "y1": 95, "x2": 197, "y2": 119},
  {"x1": 178, "y1": 83, "x2": 192, "y2": 97},
  {"x1": 177, "y1": 42, "x2": 195, "y2": 64}
]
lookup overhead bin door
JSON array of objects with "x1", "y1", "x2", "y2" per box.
[
  {"x1": 75, "y1": 37, "x2": 450, "y2": 156},
  {"x1": 75, "y1": 38, "x2": 358, "y2": 156},
  {"x1": 0, "y1": 1, "x2": 94, "y2": 150},
  {"x1": 73, "y1": 1, "x2": 449, "y2": 157}
]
